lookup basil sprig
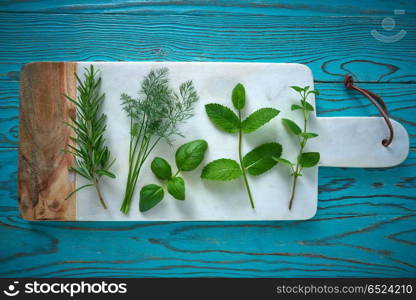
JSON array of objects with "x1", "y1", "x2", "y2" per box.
[{"x1": 140, "y1": 140, "x2": 208, "y2": 212}]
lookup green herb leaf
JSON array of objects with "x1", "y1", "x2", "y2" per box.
[
  {"x1": 201, "y1": 159, "x2": 242, "y2": 181},
  {"x1": 167, "y1": 176, "x2": 185, "y2": 200},
  {"x1": 175, "y1": 139, "x2": 208, "y2": 171},
  {"x1": 300, "y1": 132, "x2": 318, "y2": 139},
  {"x1": 282, "y1": 118, "x2": 302, "y2": 135},
  {"x1": 291, "y1": 104, "x2": 303, "y2": 111},
  {"x1": 205, "y1": 103, "x2": 240, "y2": 133},
  {"x1": 243, "y1": 143, "x2": 282, "y2": 176},
  {"x1": 273, "y1": 157, "x2": 293, "y2": 166},
  {"x1": 302, "y1": 100, "x2": 314, "y2": 112},
  {"x1": 290, "y1": 86, "x2": 304, "y2": 93},
  {"x1": 139, "y1": 184, "x2": 164, "y2": 212},
  {"x1": 96, "y1": 169, "x2": 116, "y2": 179},
  {"x1": 232, "y1": 83, "x2": 246, "y2": 110},
  {"x1": 298, "y1": 152, "x2": 320, "y2": 168},
  {"x1": 151, "y1": 157, "x2": 172, "y2": 180},
  {"x1": 308, "y1": 90, "x2": 320, "y2": 96},
  {"x1": 241, "y1": 108, "x2": 280, "y2": 133}
]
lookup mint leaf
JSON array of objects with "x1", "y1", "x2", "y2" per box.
[
  {"x1": 298, "y1": 152, "x2": 320, "y2": 168},
  {"x1": 139, "y1": 184, "x2": 164, "y2": 212},
  {"x1": 302, "y1": 100, "x2": 314, "y2": 112},
  {"x1": 151, "y1": 157, "x2": 172, "y2": 180},
  {"x1": 282, "y1": 118, "x2": 302, "y2": 135},
  {"x1": 290, "y1": 86, "x2": 304, "y2": 93},
  {"x1": 308, "y1": 90, "x2": 320, "y2": 96},
  {"x1": 175, "y1": 139, "x2": 208, "y2": 172},
  {"x1": 167, "y1": 176, "x2": 185, "y2": 200},
  {"x1": 201, "y1": 159, "x2": 242, "y2": 181},
  {"x1": 243, "y1": 143, "x2": 282, "y2": 176},
  {"x1": 232, "y1": 83, "x2": 245, "y2": 110},
  {"x1": 205, "y1": 103, "x2": 240, "y2": 133},
  {"x1": 241, "y1": 108, "x2": 279, "y2": 133},
  {"x1": 300, "y1": 132, "x2": 318, "y2": 139},
  {"x1": 273, "y1": 157, "x2": 293, "y2": 166},
  {"x1": 291, "y1": 104, "x2": 303, "y2": 111}
]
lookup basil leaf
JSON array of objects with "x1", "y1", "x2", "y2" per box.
[
  {"x1": 167, "y1": 176, "x2": 185, "y2": 200},
  {"x1": 290, "y1": 86, "x2": 304, "y2": 93},
  {"x1": 151, "y1": 157, "x2": 172, "y2": 180},
  {"x1": 282, "y1": 118, "x2": 302, "y2": 135},
  {"x1": 205, "y1": 103, "x2": 240, "y2": 133},
  {"x1": 300, "y1": 132, "x2": 318, "y2": 139},
  {"x1": 298, "y1": 152, "x2": 320, "y2": 168},
  {"x1": 139, "y1": 184, "x2": 164, "y2": 212},
  {"x1": 201, "y1": 158, "x2": 242, "y2": 181},
  {"x1": 308, "y1": 90, "x2": 320, "y2": 96},
  {"x1": 243, "y1": 143, "x2": 282, "y2": 176},
  {"x1": 175, "y1": 139, "x2": 208, "y2": 171},
  {"x1": 232, "y1": 83, "x2": 245, "y2": 110},
  {"x1": 241, "y1": 108, "x2": 280, "y2": 133}
]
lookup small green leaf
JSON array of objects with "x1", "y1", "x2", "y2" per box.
[
  {"x1": 243, "y1": 143, "x2": 282, "y2": 176},
  {"x1": 167, "y1": 176, "x2": 185, "y2": 200},
  {"x1": 273, "y1": 157, "x2": 293, "y2": 166},
  {"x1": 151, "y1": 157, "x2": 172, "y2": 180},
  {"x1": 282, "y1": 118, "x2": 302, "y2": 135},
  {"x1": 241, "y1": 108, "x2": 280, "y2": 133},
  {"x1": 232, "y1": 83, "x2": 245, "y2": 110},
  {"x1": 205, "y1": 103, "x2": 240, "y2": 133},
  {"x1": 299, "y1": 152, "x2": 320, "y2": 168},
  {"x1": 175, "y1": 139, "x2": 208, "y2": 171},
  {"x1": 300, "y1": 132, "x2": 319, "y2": 139},
  {"x1": 201, "y1": 159, "x2": 242, "y2": 181},
  {"x1": 290, "y1": 86, "x2": 304, "y2": 93},
  {"x1": 139, "y1": 184, "x2": 164, "y2": 212},
  {"x1": 291, "y1": 104, "x2": 303, "y2": 111},
  {"x1": 304, "y1": 86, "x2": 310, "y2": 92},
  {"x1": 96, "y1": 169, "x2": 116, "y2": 178},
  {"x1": 308, "y1": 90, "x2": 320, "y2": 96},
  {"x1": 302, "y1": 100, "x2": 314, "y2": 111}
]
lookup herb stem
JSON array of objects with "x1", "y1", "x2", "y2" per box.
[
  {"x1": 288, "y1": 93, "x2": 308, "y2": 210},
  {"x1": 94, "y1": 180, "x2": 107, "y2": 209},
  {"x1": 238, "y1": 111, "x2": 255, "y2": 209}
]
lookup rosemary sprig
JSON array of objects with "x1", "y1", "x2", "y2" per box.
[
  {"x1": 274, "y1": 86, "x2": 320, "y2": 210},
  {"x1": 120, "y1": 68, "x2": 199, "y2": 214},
  {"x1": 64, "y1": 65, "x2": 116, "y2": 209}
]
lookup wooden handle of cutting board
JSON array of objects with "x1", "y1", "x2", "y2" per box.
[{"x1": 18, "y1": 62, "x2": 77, "y2": 221}]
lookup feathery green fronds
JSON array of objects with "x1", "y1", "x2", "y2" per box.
[{"x1": 120, "y1": 68, "x2": 199, "y2": 214}]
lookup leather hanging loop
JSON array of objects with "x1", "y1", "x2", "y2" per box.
[{"x1": 344, "y1": 75, "x2": 394, "y2": 147}]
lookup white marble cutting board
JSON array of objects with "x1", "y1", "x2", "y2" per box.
[{"x1": 74, "y1": 62, "x2": 409, "y2": 221}]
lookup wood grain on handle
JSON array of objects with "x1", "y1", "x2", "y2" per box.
[{"x1": 18, "y1": 62, "x2": 77, "y2": 221}]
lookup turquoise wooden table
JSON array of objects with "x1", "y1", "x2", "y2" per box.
[{"x1": 0, "y1": 0, "x2": 415, "y2": 277}]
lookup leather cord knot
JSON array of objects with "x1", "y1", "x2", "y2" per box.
[{"x1": 344, "y1": 75, "x2": 394, "y2": 147}]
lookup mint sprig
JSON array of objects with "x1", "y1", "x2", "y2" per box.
[
  {"x1": 201, "y1": 83, "x2": 281, "y2": 209},
  {"x1": 139, "y1": 139, "x2": 208, "y2": 212},
  {"x1": 275, "y1": 86, "x2": 320, "y2": 210}
]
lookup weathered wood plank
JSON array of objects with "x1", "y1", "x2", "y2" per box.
[
  {"x1": 18, "y1": 62, "x2": 77, "y2": 220},
  {"x1": 0, "y1": 0, "x2": 414, "y2": 16},
  {"x1": 0, "y1": 213, "x2": 414, "y2": 277},
  {"x1": 0, "y1": 13, "x2": 414, "y2": 82}
]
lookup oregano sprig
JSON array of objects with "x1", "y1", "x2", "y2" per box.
[
  {"x1": 274, "y1": 86, "x2": 320, "y2": 210},
  {"x1": 63, "y1": 65, "x2": 116, "y2": 209},
  {"x1": 201, "y1": 83, "x2": 282, "y2": 209},
  {"x1": 120, "y1": 68, "x2": 199, "y2": 214},
  {"x1": 140, "y1": 140, "x2": 208, "y2": 212}
]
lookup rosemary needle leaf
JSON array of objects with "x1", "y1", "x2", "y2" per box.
[{"x1": 64, "y1": 65, "x2": 116, "y2": 209}]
